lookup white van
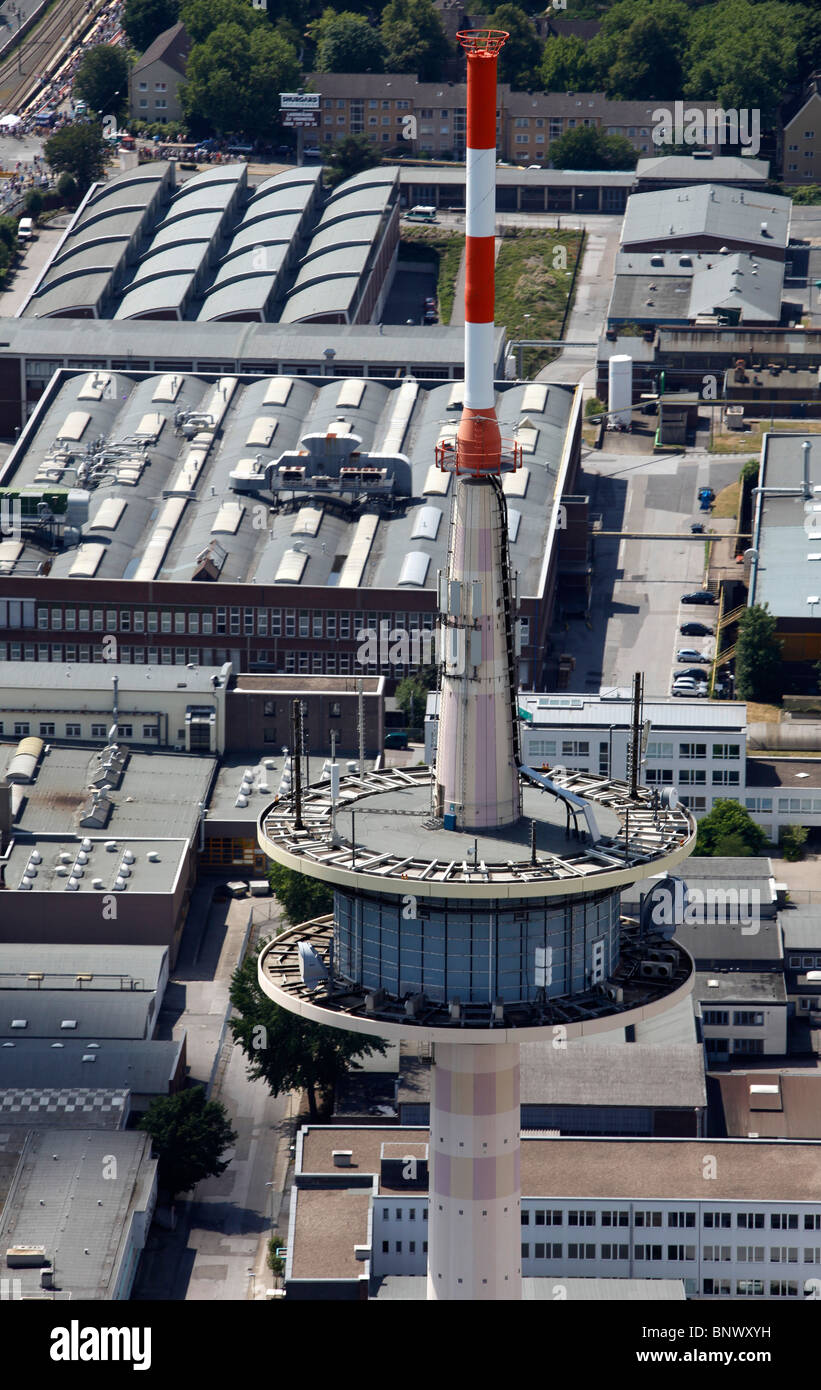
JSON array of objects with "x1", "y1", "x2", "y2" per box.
[
  {"x1": 405, "y1": 205, "x2": 437, "y2": 222},
  {"x1": 17, "y1": 217, "x2": 33, "y2": 242}
]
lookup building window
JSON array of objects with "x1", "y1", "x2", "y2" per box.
[
  {"x1": 13, "y1": 722, "x2": 29, "y2": 736},
  {"x1": 679, "y1": 742, "x2": 706, "y2": 759},
  {"x1": 65, "y1": 724, "x2": 81, "y2": 738},
  {"x1": 39, "y1": 722, "x2": 55, "y2": 737},
  {"x1": 704, "y1": 1212, "x2": 732, "y2": 1228},
  {"x1": 702, "y1": 1009, "x2": 729, "y2": 1026}
]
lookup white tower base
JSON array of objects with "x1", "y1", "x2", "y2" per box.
[{"x1": 427, "y1": 1041, "x2": 521, "y2": 1300}]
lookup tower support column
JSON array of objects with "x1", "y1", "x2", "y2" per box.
[{"x1": 427, "y1": 1041, "x2": 521, "y2": 1300}]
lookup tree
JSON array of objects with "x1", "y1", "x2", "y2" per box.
[
  {"x1": 229, "y1": 946, "x2": 387, "y2": 1119},
  {"x1": 181, "y1": 22, "x2": 299, "y2": 138},
  {"x1": 587, "y1": 0, "x2": 691, "y2": 101},
  {"x1": 179, "y1": 0, "x2": 260, "y2": 44},
  {"x1": 56, "y1": 171, "x2": 79, "y2": 205},
  {"x1": 268, "y1": 862, "x2": 333, "y2": 925},
  {"x1": 540, "y1": 34, "x2": 600, "y2": 93},
  {"x1": 310, "y1": 8, "x2": 385, "y2": 73},
  {"x1": 695, "y1": 798, "x2": 768, "y2": 857},
  {"x1": 395, "y1": 674, "x2": 430, "y2": 730},
  {"x1": 684, "y1": 0, "x2": 805, "y2": 126},
  {"x1": 23, "y1": 188, "x2": 43, "y2": 220},
  {"x1": 322, "y1": 132, "x2": 381, "y2": 186},
  {"x1": 485, "y1": 4, "x2": 542, "y2": 89},
  {"x1": 44, "y1": 124, "x2": 107, "y2": 192},
  {"x1": 138, "y1": 1086, "x2": 236, "y2": 1198},
  {"x1": 124, "y1": 0, "x2": 179, "y2": 52},
  {"x1": 380, "y1": 0, "x2": 451, "y2": 82},
  {"x1": 549, "y1": 125, "x2": 637, "y2": 171},
  {"x1": 780, "y1": 824, "x2": 809, "y2": 861},
  {"x1": 72, "y1": 45, "x2": 128, "y2": 117},
  {"x1": 734, "y1": 603, "x2": 783, "y2": 702}
]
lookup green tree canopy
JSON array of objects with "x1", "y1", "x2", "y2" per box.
[
  {"x1": 540, "y1": 34, "x2": 600, "y2": 93},
  {"x1": 179, "y1": 0, "x2": 260, "y2": 44},
  {"x1": 323, "y1": 132, "x2": 382, "y2": 186},
  {"x1": 588, "y1": 0, "x2": 691, "y2": 100},
  {"x1": 229, "y1": 946, "x2": 387, "y2": 1119},
  {"x1": 310, "y1": 8, "x2": 385, "y2": 72},
  {"x1": 395, "y1": 673, "x2": 432, "y2": 729},
  {"x1": 268, "y1": 862, "x2": 333, "y2": 926},
  {"x1": 684, "y1": 0, "x2": 805, "y2": 125},
  {"x1": 72, "y1": 45, "x2": 129, "y2": 117},
  {"x1": 138, "y1": 1086, "x2": 236, "y2": 1198},
  {"x1": 694, "y1": 798, "x2": 769, "y2": 856},
  {"x1": 486, "y1": 4, "x2": 542, "y2": 89},
  {"x1": 549, "y1": 125, "x2": 637, "y2": 170},
  {"x1": 380, "y1": 0, "x2": 451, "y2": 81},
  {"x1": 124, "y1": 0, "x2": 180, "y2": 52},
  {"x1": 44, "y1": 123, "x2": 108, "y2": 192},
  {"x1": 181, "y1": 22, "x2": 299, "y2": 137},
  {"x1": 734, "y1": 602, "x2": 783, "y2": 702}
]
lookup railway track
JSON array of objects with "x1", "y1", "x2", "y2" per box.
[{"x1": 0, "y1": 0, "x2": 111, "y2": 120}]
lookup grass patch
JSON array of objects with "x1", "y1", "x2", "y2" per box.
[
  {"x1": 710, "y1": 419, "x2": 821, "y2": 454},
  {"x1": 746, "y1": 701, "x2": 782, "y2": 722},
  {"x1": 711, "y1": 480, "x2": 740, "y2": 520},
  {"x1": 494, "y1": 229, "x2": 583, "y2": 375},
  {"x1": 399, "y1": 226, "x2": 463, "y2": 325}
]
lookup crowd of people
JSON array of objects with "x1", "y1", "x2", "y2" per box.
[{"x1": 2, "y1": 0, "x2": 124, "y2": 138}]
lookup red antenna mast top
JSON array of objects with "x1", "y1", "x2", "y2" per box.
[{"x1": 456, "y1": 29, "x2": 509, "y2": 55}]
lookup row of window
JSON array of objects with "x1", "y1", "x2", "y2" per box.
[
  {"x1": 705, "y1": 1038, "x2": 765, "y2": 1054},
  {"x1": 524, "y1": 1209, "x2": 810, "y2": 1228},
  {"x1": 37, "y1": 608, "x2": 438, "y2": 638},
  {"x1": 1, "y1": 721, "x2": 164, "y2": 740},
  {"x1": 706, "y1": 1280, "x2": 800, "y2": 1296},
  {"x1": 647, "y1": 768, "x2": 740, "y2": 786},
  {"x1": 0, "y1": 644, "x2": 395, "y2": 675},
  {"x1": 702, "y1": 1011, "x2": 765, "y2": 1027},
  {"x1": 647, "y1": 742, "x2": 741, "y2": 760}
]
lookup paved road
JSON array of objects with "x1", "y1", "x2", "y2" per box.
[
  {"x1": 133, "y1": 892, "x2": 299, "y2": 1302},
  {"x1": 550, "y1": 446, "x2": 742, "y2": 696}
]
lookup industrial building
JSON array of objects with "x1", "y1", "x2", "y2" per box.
[
  {"x1": 0, "y1": 662, "x2": 385, "y2": 757},
  {"x1": 0, "y1": 367, "x2": 581, "y2": 687},
  {"x1": 20, "y1": 162, "x2": 400, "y2": 329},
  {"x1": 633, "y1": 154, "x2": 771, "y2": 193},
  {"x1": 0, "y1": 317, "x2": 486, "y2": 434},
  {"x1": 607, "y1": 251, "x2": 784, "y2": 331},
  {"x1": 749, "y1": 434, "x2": 821, "y2": 670},
  {"x1": 619, "y1": 186, "x2": 792, "y2": 263},
  {"x1": 0, "y1": 1128, "x2": 157, "y2": 1298},
  {"x1": 0, "y1": 739, "x2": 215, "y2": 960},
  {"x1": 283, "y1": 1125, "x2": 821, "y2": 1299}
]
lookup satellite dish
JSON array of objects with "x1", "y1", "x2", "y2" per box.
[
  {"x1": 298, "y1": 940, "x2": 329, "y2": 988},
  {"x1": 660, "y1": 787, "x2": 679, "y2": 810}
]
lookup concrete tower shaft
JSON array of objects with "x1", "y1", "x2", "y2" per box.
[{"x1": 434, "y1": 474, "x2": 521, "y2": 829}]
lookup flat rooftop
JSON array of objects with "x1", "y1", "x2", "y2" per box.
[
  {"x1": 0, "y1": 370, "x2": 568, "y2": 600},
  {"x1": 290, "y1": 1188, "x2": 372, "y2": 1280},
  {"x1": 748, "y1": 435, "x2": 821, "y2": 621},
  {"x1": 513, "y1": 692, "x2": 747, "y2": 732},
  {"x1": 301, "y1": 1127, "x2": 821, "y2": 1202},
  {"x1": 695, "y1": 971, "x2": 787, "y2": 1003},
  {"x1": 397, "y1": 1041, "x2": 707, "y2": 1109},
  {"x1": 0, "y1": 1037, "x2": 182, "y2": 1093},
  {"x1": 0, "y1": 741, "x2": 215, "y2": 844},
  {"x1": 0, "y1": 1128, "x2": 155, "y2": 1298},
  {"x1": 0, "y1": 1087, "x2": 129, "y2": 1128},
  {"x1": 747, "y1": 757, "x2": 821, "y2": 790}
]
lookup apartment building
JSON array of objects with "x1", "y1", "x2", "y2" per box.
[
  {"x1": 779, "y1": 73, "x2": 821, "y2": 186},
  {"x1": 307, "y1": 73, "x2": 722, "y2": 165}
]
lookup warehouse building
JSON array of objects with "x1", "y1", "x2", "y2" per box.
[
  {"x1": 0, "y1": 369, "x2": 580, "y2": 686},
  {"x1": 620, "y1": 185, "x2": 792, "y2": 262},
  {"x1": 0, "y1": 1128, "x2": 157, "y2": 1298}
]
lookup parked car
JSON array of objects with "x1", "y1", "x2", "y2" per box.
[
  {"x1": 677, "y1": 667, "x2": 710, "y2": 681},
  {"x1": 681, "y1": 590, "x2": 717, "y2": 605},
  {"x1": 676, "y1": 648, "x2": 710, "y2": 663},
  {"x1": 385, "y1": 731, "x2": 408, "y2": 749},
  {"x1": 672, "y1": 677, "x2": 707, "y2": 697},
  {"x1": 680, "y1": 621, "x2": 714, "y2": 636}
]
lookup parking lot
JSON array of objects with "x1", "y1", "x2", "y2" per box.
[{"x1": 552, "y1": 448, "x2": 742, "y2": 697}]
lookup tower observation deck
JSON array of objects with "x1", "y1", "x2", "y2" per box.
[{"x1": 256, "y1": 30, "x2": 697, "y2": 1301}]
